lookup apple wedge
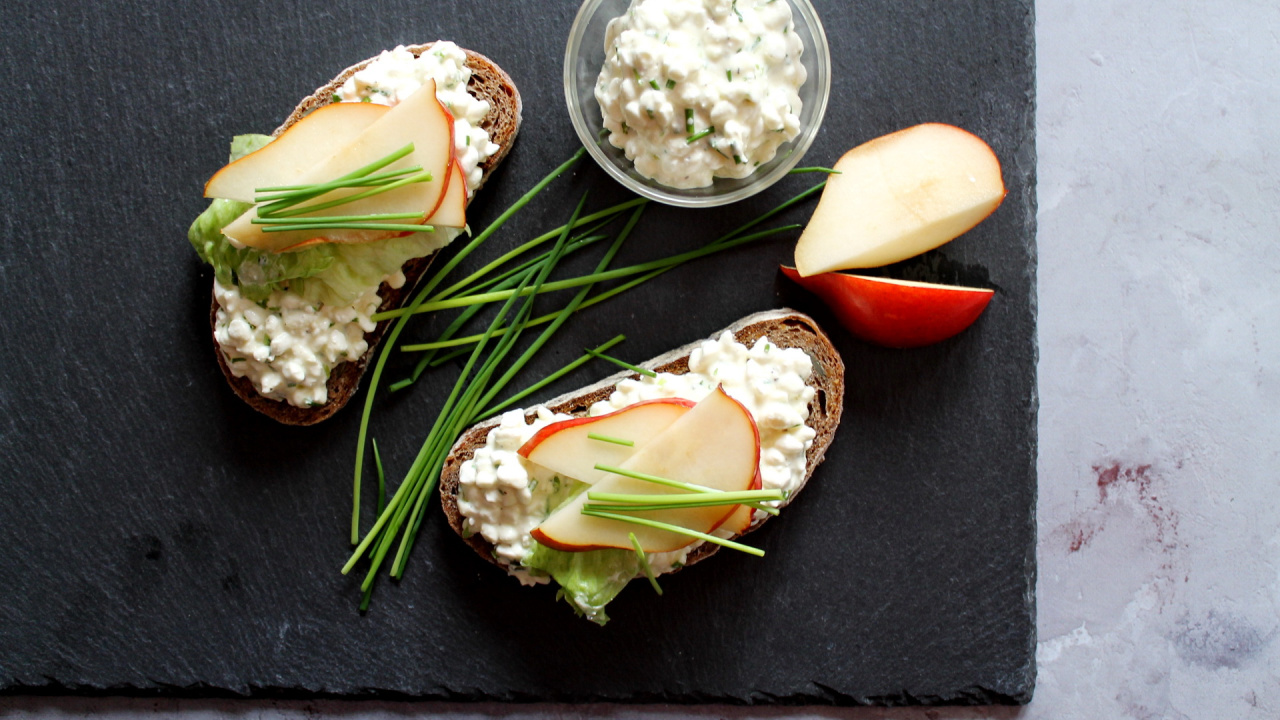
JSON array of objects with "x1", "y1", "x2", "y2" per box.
[
  {"x1": 531, "y1": 387, "x2": 761, "y2": 554},
  {"x1": 221, "y1": 79, "x2": 455, "y2": 253},
  {"x1": 204, "y1": 102, "x2": 389, "y2": 203},
  {"x1": 781, "y1": 266, "x2": 993, "y2": 348},
  {"x1": 794, "y1": 123, "x2": 1006, "y2": 275},
  {"x1": 518, "y1": 398, "x2": 695, "y2": 486}
]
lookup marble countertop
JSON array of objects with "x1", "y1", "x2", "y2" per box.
[{"x1": 5, "y1": 0, "x2": 1276, "y2": 718}]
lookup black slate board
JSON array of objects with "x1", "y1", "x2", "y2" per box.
[{"x1": 0, "y1": 0, "x2": 1036, "y2": 705}]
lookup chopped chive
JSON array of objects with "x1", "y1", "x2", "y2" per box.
[
  {"x1": 687, "y1": 127, "x2": 715, "y2": 144},
  {"x1": 586, "y1": 349, "x2": 656, "y2": 378},
  {"x1": 649, "y1": 79, "x2": 660, "y2": 90},
  {"x1": 665, "y1": 79, "x2": 676, "y2": 89},
  {"x1": 587, "y1": 433, "x2": 634, "y2": 447},
  {"x1": 685, "y1": 108, "x2": 694, "y2": 133},
  {"x1": 727, "y1": 70, "x2": 732, "y2": 81},
  {"x1": 630, "y1": 533, "x2": 662, "y2": 595},
  {"x1": 581, "y1": 510, "x2": 764, "y2": 557}
]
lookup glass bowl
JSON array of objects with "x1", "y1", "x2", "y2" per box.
[{"x1": 564, "y1": 0, "x2": 832, "y2": 208}]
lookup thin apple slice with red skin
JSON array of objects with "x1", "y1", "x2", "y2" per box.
[
  {"x1": 781, "y1": 266, "x2": 994, "y2": 349},
  {"x1": 424, "y1": 156, "x2": 467, "y2": 229},
  {"x1": 519, "y1": 398, "x2": 695, "y2": 486},
  {"x1": 531, "y1": 386, "x2": 761, "y2": 554},
  {"x1": 794, "y1": 123, "x2": 1006, "y2": 275},
  {"x1": 221, "y1": 79, "x2": 454, "y2": 253},
  {"x1": 204, "y1": 102, "x2": 389, "y2": 203}
]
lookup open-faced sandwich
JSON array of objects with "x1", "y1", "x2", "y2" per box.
[
  {"x1": 440, "y1": 309, "x2": 844, "y2": 624},
  {"x1": 188, "y1": 43, "x2": 521, "y2": 424}
]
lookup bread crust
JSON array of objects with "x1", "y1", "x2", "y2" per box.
[
  {"x1": 210, "y1": 43, "x2": 523, "y2": 425},
  {"x1": 439, "y1": 309, "x2": 845, "y2": 573}
]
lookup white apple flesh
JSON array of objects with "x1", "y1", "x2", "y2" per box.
[
  {"x1": 794, "y1": 123, "x2": 1006, "y2": 275},
  {"x1": 203, "y1": 102, "x2": 389, "y2": 203},
  {"x1": 530, "y1": 387, "x2": 761, "y2": 554},
  {"x1": 518, "y1": 398, "x2": 694, "y2": 486},
  {"x1": 220, "y1": 79, "x2": 455, "y2": 253}
]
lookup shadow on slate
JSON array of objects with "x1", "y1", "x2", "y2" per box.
[{"x1": 0, "y1": 0, "x2": 1035, "y2": 706}]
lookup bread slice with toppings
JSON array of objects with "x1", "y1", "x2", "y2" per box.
[
  {"x1": 210, "y1": 44, "x2": 522, "y2": 425},
  {"x1": 439, "y1": 309, "x2": 845, "y2": 574}
]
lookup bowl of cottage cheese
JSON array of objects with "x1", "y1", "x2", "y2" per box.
[{"x1": 565, "y1": 0, "x2": 831, "y2": 207}]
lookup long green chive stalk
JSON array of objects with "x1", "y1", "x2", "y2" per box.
[
  {"x1": 584, "y1": 348, "x2": 657, "y2": 378},
  {"x1": 257, "y1": 143, "x2": 418, "y2": 213},
  {"x1": 580, "y1": 510, "x2": 765, "y2": 557},
  {"x1": 630, "y1": 533, "x2": 663, "y2": 595},
  {"x1": 586, "y1": 489, "x2": 785, "y2": 506},
  {"x1": 347, "y1": 192, "x2": 597, "y2": 586},
  {"x1": 594, "y1": 463, "x2": 781, "y2": 516},
  {"x1": 349, "y1": 149, "x2": 585, "y2": 544},
  {"x1": 477, "y1": 334, "x2": 624, "y2": 419},
  {"x1": 587, "y1": 433, "x2": 634, "y2": 447},
  {"x1": 373, "y1": 224, "x2": 800, "y2": 322}
]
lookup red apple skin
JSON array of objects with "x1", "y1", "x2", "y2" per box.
[
  {"x1": 780, "y1": 266, "x2": 994, "y2": 349},
  {"x1": 517, "y1": 397, "x2": 697, "y2": 459}
]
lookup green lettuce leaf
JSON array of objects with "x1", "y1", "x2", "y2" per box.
[
  {"x1": 188, "y1": 134, "x2": 457, "y2": 306},
  {"x1": 523, "y1": 542, "x2": 640, "y2": 626}
]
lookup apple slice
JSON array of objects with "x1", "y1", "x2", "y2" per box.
[
  {"x1": 781, "y1": 266, "x2": 994, "y2": 348},
  {"x1": 221, "y1": 79, "x2": 455, "y2": 253},
  {"x1": 519, "y1": 398, "x2": 695, "y2": 486},
  {"x1": 794, "y1": 123, "x2": 1006, "y2": 275},
  {"x1": 204, "y1": 102, "x2": 389, "y2": 203},
  {"x1": 531, "y1": 387, "x2": 761, "y2": 554},
  {"x1": 424, "y1": 156, "x2": 467, "y2": 229}
]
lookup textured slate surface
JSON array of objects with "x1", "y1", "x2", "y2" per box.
[{"x1": 0, "y1": 0, "x2": 1036, "y2": 705}]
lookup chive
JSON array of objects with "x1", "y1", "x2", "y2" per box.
[
  {"x1": 263, "y1": 170, "x2": 434, "y2": 219},
  {"x1": 665, "y1": 79, "x2": 676, "y2": 89},
  {"x1": 586, "y1": 349, "x2": 656, "y2": 378},
  {"x1": 349, "y1": 148, "x2": 585, "y2": 544},
  {"x1": 788, "y1": 167, "x2": 842, "y2": 175},
  {"x1": 375, "y1": 224, "x2": 799, "y2": 321},
  {"x1": 252, "y1": 213, "x2": 423, "y2": 224},
  {"x1": 478, "y1": 335, "x2": 625, "y2": 418},
  {"x1": 371, "y1": 438, "x2": 386, "y2": 515},
  {"x1": 256, "y1": 166, "x2": 422, "y2": 195},
  {"x1": 685, "y1": 108, "x2": 694, "y2": 133},
  {"x1": 587, "y1": 489, "x2": 785, "y2": 506},
  {"x1": 257, "y1": 143, "x2": 415, "y2": 208},
  {"x1": 395, "y1": 221, "x2": 801, "y2": 353},
  {"x1": 581, "y1": 510, "x2": 764, "y2": 557},
  {"x1": 649, "y1": 79, "x2": 660, "y2": 90},
  {"x1": 587, "y1": 433, "x2": 634, "y2": 447},
  {"x1": 593, "y1": 463, "x2": 781, "y2": 516},
  {"x1": 630, "y1": 533, "x2": 663, "y2": 595},
  {"x1": 261, "y1": 222, "x2": 435, "y2": 233},
  {"x1": 727, "y1": 70, "x2": 732, "y2": 81},
  {"x1": 471, "y1": 202, "x2": 643, "y2": 420},
  {"x1": 687, "y1": 127, "x2": 715, "y2": 144},
  {"x1": 733, "y1": 154, "x2": 746, "y2": 165}
]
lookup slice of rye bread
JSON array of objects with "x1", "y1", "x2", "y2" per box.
[
  {"x1": 439, "y1": 309, "x2": 845, "y2": 574},
  {"x1": 211, "y1": 43, "x2": 522, "y2": 425}
]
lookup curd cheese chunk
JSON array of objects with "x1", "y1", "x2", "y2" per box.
[
  {"x1": 455, "y1": 332, "x2": 817, "y2": 569},
  {"x1": 595, "y1": 0, "x2": 807, "y2": 188}
]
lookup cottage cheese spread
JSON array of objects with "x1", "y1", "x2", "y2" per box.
[
  {"x1": 214, "y1": 42, "x2": 497, "y2": 408},
  {"x1": 456, "y1": 331, "x2": 817, "y2": 576},
  {"x1": 595, "y1": 0, "x2": 807, "y2": 188}
]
